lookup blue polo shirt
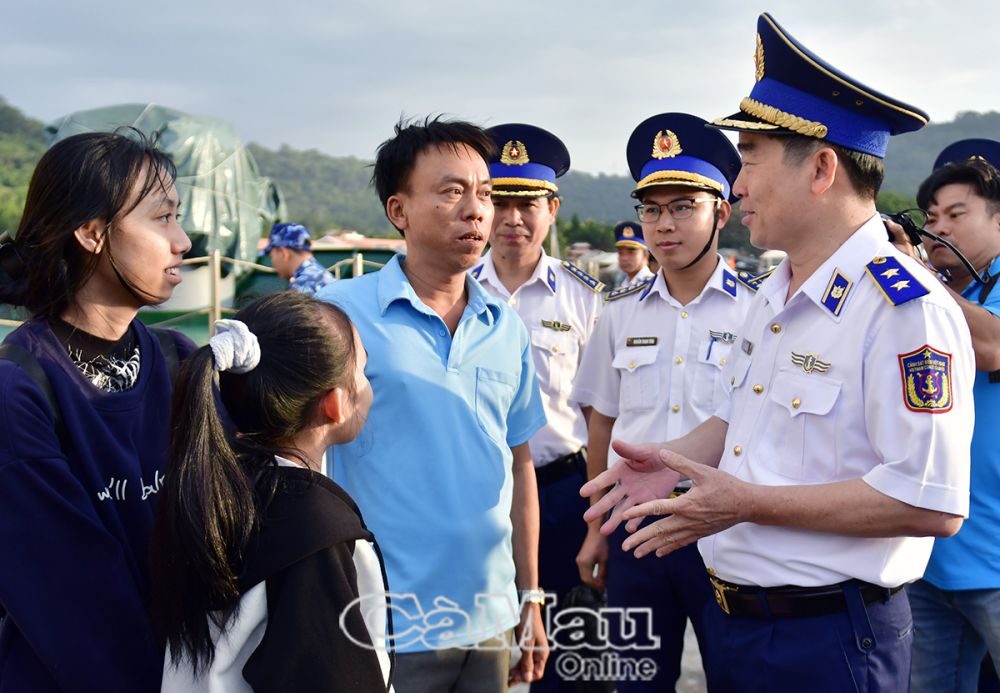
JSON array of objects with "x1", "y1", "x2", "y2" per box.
[
  {"x1": 317, "y1": 255, "x2": 546, "y2": 651},
  {"x1": 923, "y1": 254, "x2": 1000, "y2": 589}
]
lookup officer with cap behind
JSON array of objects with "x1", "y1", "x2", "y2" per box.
[
  {"x1": 261, "y1": 222, "x2": 335, "y2": 296},
  {"x1": 582, "y1": 13, "x2": 974, "y2": 691},
  {"x1": 572, "y1": 112, "x2": 748, "y2": 691},
  {"x1": 613, "y1": 221, "x2": 654, "y2": 288},
  {"x1": 900, "y1": 139, "x2": 1000, "y2": 693},
  {"x1": 472, "y1": 123, "x2": 603, "y2": 692}
]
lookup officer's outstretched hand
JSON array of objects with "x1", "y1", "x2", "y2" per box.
[
  {"x1": 619, "y1": 449, "x2": 753, "y2": 558},
  {"x1": 581, "y1": 440, "x2": 682, "y2": 536}
]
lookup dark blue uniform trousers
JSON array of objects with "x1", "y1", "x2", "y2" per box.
[
  {"x1": 606, "y1": 521, "x2": 715, "y2": 691},
  {"x1": 702, "y1": 581, "x2": 913, "y2": 692},
  {"x1": 532, "y1": 464, "x2": 594, "y2": 693}
]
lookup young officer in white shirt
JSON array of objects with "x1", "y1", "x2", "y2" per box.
[
  {"x1": 571, "y1": 112, "x2": 747, "y2": 692},
  {"x1": 472, "y1": 123, "x2": 604, "y2": 693}
]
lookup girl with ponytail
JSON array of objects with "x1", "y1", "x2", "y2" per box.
[
  {"x1": 152, "y1": 291, "x2": 392, "y2": 692},
  {"x1": 0, "y1": 130, "x2": 195, "y2": 691}
]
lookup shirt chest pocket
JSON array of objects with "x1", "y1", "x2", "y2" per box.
[
  {"x1": 612, "y1": 345, "x2": 660, "y2": 412},
  {"x1": 693, "y1": 336, "x2": 736, "y2": 409},
  {"x1": 530, "y1": 327, "x2": 579, "y2": 393},
  {"x1": 763, "y1": 370, "x2": 842, "y2": 481},
  {"x1": 476, "y1": 367, "x2": 518, "y2": 445}
]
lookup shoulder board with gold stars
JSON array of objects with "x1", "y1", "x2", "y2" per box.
[
  {"x1": 560, "y1": 260, "x2": 605, "y2": 293},
  {"x1": 605, "y1": 277, "x2": 653, "y2": 303},
  {"x1": 865, "y1": 256, "x2": 929, "y2": 306},
  {"x1": 736, "y1": 268, "x2": 774, "y2": 293}
]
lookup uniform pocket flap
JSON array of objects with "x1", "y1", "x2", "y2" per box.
[
  {"x1": 769, "y1": 369, "x2": 842, "y2": 417},
  {"x1": 612, "y1": 346, "x2": 659, "y2": 373}
]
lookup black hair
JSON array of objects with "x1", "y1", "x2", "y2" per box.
[
  {"x1": 0, "y1": 129, "x2": 177, "y2": 317},
  {"x1": 150, "y1": 291, "x2": 359, "y2": 672},
  {"x1": 371, "y1": 116, "x2": 497, "y2": 232},
  {"x1": 917, "y1": 157, "x2": 1000, "y2": 215},
  {"x1": 777, "y1": 134, "x2": 884, "y2": 201}
]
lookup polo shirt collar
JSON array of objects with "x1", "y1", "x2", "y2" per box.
[{"x1": 377, "y1": 254, "x2": 502, "y2": 324}]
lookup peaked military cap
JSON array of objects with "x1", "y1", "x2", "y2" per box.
[
  {"x1": 933, "y1": 138, "x2": 1000, "y2": 171},
  {"x1": 614, "y1": 221, "x2": 647, "y2": 250},
  {"x1": 627, "y1": 112, "x2": 741, "y2": 202},
  {"x1": 711, "y1": 13, "x2": 928, "y2": 158},
  {"x1": 486, "y1": 123, "x2": 570, "y2": 197}
]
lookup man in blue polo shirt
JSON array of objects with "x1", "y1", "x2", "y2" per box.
[{"x1": 317, "y1": 117, "x2": 548, "y2": 692}]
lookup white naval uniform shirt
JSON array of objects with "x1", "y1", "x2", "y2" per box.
[
  {"x1": 572, "y1": 257, "x2": 754, "y2": 466},
  {"x1": 703, "y1": 215, "x2": 974, "y2": 589},
  {"x1": 473, "y1": 251, "x2": 603, "y2": 466},
  {"x1": 622, "y1": 265, "x2": 655, "y2": 289}
]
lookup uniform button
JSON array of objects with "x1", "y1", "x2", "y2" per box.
[
  {"x1": 671, "y1": 404, "x2": 680, "y2": 413},
  {"x1": 719, "y1": 358, "x2": 727, "y2": 366},
  {"x1": 733, "y1": 445, "x2": 743, "y2": 456},
  {"x1": 792, "y1": 397, "x2": 801, "y2": 409},
  {"x1": 752, "y1": 384, "x2": 764, "y2": 394},
  {"x1": 552, "y1": 346, "x2": 559, "y2": 354},
  {"x1": 629, "y1": 360, "x2": 637, "y2": 369},
  {"x1": 707, "y1": 567, "x2": 717, "y2": 576},
  {"x1": 508, "y1": 298, "x2": 516, "y2": 306},
  {"x1": 439, "y1": 329, "x2": 446, "y2": 337},
  {"x1": 681, "y1": 311, "x2": 689, "y2": 319},
  {"x1": 860, "y1": 637, "x2": 874, "y2": 650},
  {"x1": 770, "y1": 323, "x2": 781, "y2": 334},
  {"x1": 674, "y1": 356, "x2": 684, "y2": 365}
]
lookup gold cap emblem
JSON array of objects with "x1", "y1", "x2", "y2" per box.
[
  {"x1": 501, "y1": 140, "x2": 530, "y2": 165},
  {"x1": 755, "y1": 33, "x2": 765, "y2": 81},
  {"x1": 622, "y1": 226, "x2": 635, "y2": 238},
  {"x1": 651, "y1": 130, "x2": 682, "y2": 159}
]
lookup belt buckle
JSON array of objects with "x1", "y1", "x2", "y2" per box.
[{"x1": 710, "y1": 577, "x2": 739, "y2": 615}]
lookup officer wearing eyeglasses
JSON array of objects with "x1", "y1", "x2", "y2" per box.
[
  {"x1": 571, "y1": 112, "x2": 750, "y2": 691},
  {"x1": 581, "y1": 13, "x2": 974, "y2": 692}
]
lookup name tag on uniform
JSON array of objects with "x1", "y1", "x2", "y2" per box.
[{"x1": 626, "y1": 337, "x2": 658, "y2": 347}]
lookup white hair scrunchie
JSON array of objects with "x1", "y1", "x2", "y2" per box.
[{"x1": 209, "y1": 319, "x2": 261, "y2": 374}]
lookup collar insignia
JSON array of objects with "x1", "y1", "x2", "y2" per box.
[
  {"x1": 820, "y1": 268, "x2": 852, "y2": 317},
  {"x1": 651, "y1": 129, "x2": 682, "y2": 159},
  {"x1": 501, "y1": 140, "x2": 530, "y2": 165},
  {"x1": 541, "y1": 319, "x2": 572, "y2": 332},
  {"x1": 470, "y1": 264, "x2": 483, "y2": 279},
  {"x1": 547, "y1": 266, "x2": 556, "y2": 292},
  {"x1": 791, "y1": 352, "x2": 831, "y2": 374},
  {"x1": 722, "y1": 269, "x2": 738, "y2": 297}
]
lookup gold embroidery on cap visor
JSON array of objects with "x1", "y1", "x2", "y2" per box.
[
  {"x1": 490, "y1": 177, "x2": 559, "y2": 196},
  {"x1": 711, "y1": 98, "x2": 829, "y2": 138},
  {"x1": 634, "y1": 170, "x2": 724, "y2": 195},
  {"x1": 755, "y1": 33, "x2": 765, "y2": 81},
  {"x1": 500, "y1": 140, "x2": 530, "y2": 165}
]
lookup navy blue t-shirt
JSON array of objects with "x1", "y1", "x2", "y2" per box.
[{"x1": 0, "y1": 318, "x2": 194, "y2": 692}]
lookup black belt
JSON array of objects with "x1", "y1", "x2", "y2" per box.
[
  {"x1": 535, "y1": 449, "x2": 586, "y2": 485},
  {"x1": 709, "y1": 575, "x2": 903, "y2": 618}
]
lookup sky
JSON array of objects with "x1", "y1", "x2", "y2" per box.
[{"x1": 2, "y1": 0, "x2": 997, "y2": 175}]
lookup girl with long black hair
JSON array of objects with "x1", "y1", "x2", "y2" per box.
[
  {"x1": 152, "y1": 291, "x2": 393, "y2": 692},
  {"x1": 0, "y1": 130, "x2": 194, "y2": 691}
]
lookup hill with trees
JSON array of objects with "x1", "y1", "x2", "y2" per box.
[{"x1": 2, "y1": 95, "x2": 997, "y2": 254}]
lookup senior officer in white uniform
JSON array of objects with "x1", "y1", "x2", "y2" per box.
[
  {"x1": 472, "y1": 123, "x2": 603, "y2": 693},
  {"x1": 581, "y1": 13, "x2": 974, "y2": 693},
  {"x1": 571, "y1": 113, "x2": 749, "y2": 692}
]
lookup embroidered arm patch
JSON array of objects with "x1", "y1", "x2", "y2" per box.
[{"x1": 898, "y1": 345, "x2": 953, "y2": 413}]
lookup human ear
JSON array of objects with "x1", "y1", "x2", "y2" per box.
[
  {"x1": 811, "y1": 148, "x2": 838, "y2": 195},
  {"x1": 716, "y1": 199, "x2": 733, "y2": 227},
  {"x1": 548, "y1": 195, "x2": 561, "y2": 221},
  {"x1": 386, "y1": 195, "x2": 407, "y2": 231},
  {"x1": 72, "y1": 219, "x2": 107, "y2": 255},
  {"x1": 321, "y1": 387, "x2": 347, "y2": 425}
]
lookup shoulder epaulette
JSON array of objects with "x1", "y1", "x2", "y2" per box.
[
  {"x1": 865, "y1": 255, "x2": 929, "y2": 306},
  {"x1": 605, "y1": 277, "x2": 653, "y2": 302},
  {"x1": 736, "y1": 268, "x2": 774, "y2": 293},
  {"x1": 560, "y1": 260, "x2": 605, "y2": 293}
]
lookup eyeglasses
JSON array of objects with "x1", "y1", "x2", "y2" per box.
[{"x1": 634, "y1": 197, "x2": 719, "y2": 223}]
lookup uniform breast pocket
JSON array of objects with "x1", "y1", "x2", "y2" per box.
[
  {"x1": 612, "y1": 346, "x2": 660, "y2": 412},
  {"x1": 530, "y1": 327, "x2": 579, "y2": 393},
  {"x1": 693, "y1": 337, "x2": 735, "y2": 409},
  {"x1": 476, "y1": 367, "x2": 518, "y2": 445},
  {"x1": 763, "y1": 369, "x2": 842, "y2": 480}
]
